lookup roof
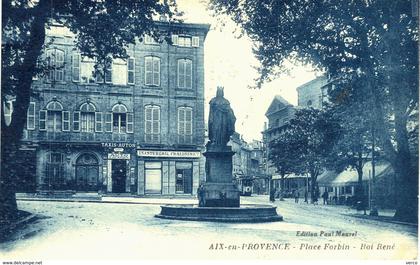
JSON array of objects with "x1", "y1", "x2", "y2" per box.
[
  {"x1": 318, "y1": 162, "x2": 393, "y2": 185},
  {"x1": 265, "y1": 95, "x2": 293, "y2": 116},
  {"x1": 296, "y1": 76, "x2": 328, "y2": 92}
]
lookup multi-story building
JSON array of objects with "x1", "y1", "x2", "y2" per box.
[
  {"x1": 296, "y1": 75, "x2": 328, "y2": 109},
  {"x1": 13, "y1": 21, "x2": 210, "y2": 196}
]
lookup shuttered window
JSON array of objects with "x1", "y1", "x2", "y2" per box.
[
  {"x1": 177, "y1": 59, "x2": 192, "y2": 89},
  {"x1": 178, "y1": 107, "x2": 192, "y2": 144},
  {"x1": 144, "y1": 105, "x2": 160, "y2": 143},
  {"x1": 145, "y1": 56, "x2": 160, "y2": 86},
  {"x1": 27, "y1": 102, "x2": 36, "y2": 130}
]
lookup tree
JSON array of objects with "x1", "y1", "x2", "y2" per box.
[
  {"x1": 324, "y1": 79, "x2": 375, "y2": 207},
  {"x1": 210, "y1": 0, "x2": 418, "y2": 222},
  {"x1": 1, "y1": 0, "x2": 179, "y2": 222},
  {"x1": 269, "y1": 108, "x2": 335, "y2": 203}
]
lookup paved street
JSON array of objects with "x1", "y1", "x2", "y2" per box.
[{"x1": 0, "y1": 196, "x2": 417, "y2": 260}]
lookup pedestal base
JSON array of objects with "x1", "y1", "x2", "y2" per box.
[{"x1": 202, "y1": 183, "x2": 240, "y2": 207}]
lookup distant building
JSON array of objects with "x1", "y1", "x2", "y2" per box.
[
  {"x1": 296, "y1": 75, "x2": 328, "y2": 109},
  {"x1": 262, "y1": 95, "x2": 297, "y2": 193}
]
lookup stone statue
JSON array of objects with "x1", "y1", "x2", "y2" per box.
[{"x1": 208, "y1": 87, "x2": 236, "y2": 148}]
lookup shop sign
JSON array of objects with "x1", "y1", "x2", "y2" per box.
[
  {"x1": 137, "y1": 150, "x2": 201, "y2": 158},
  {"x1": 114, "y1": 148, "x2": 124, "y2": 152},
  {"x1": 102, "y1": 142, "x2": 136, "y2": 148},
  {"x1": 108, "y1": 153, "x2": 131, "y2": 160}
]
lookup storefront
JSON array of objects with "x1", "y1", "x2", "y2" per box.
[
  {"x1": 137, "y1": 149, "x2": 202, "y2": 196},
  {"x1": 36, "y1": 142, "x2": 137, "y2": 194}
]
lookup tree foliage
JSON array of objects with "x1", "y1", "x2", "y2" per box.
[
  {"x1": 210, "y1": 0, "x2": 418, "y2": 222},
  {"x1": 269, "y1": 108, "x2": 336, "y2": 202}
]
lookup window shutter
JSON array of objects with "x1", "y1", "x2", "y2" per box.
[
  {"x1": 153, "y1": 58, "x2": 160, "y2": 86},
  {"x1": 55, "y1": 50, "x2": 65, "y2": 82},
  {"x1": 72, "y1": 53, "x2": 80, "y2": 82},
  {"x1": 105, "y1": 61, "x2": 112, "y2": 83},
  {"x1": 27, "y1": 102, "x2": 36, "y2": 130},
  {"x1": 95, "y1": 112, "x2": 103, "y2": 132},
  {"x1": 39, "y1": 110, "x2": 47, "y2": 131},
  {"x1": 144, "y1": 107, "x2": 152, "y2": 142},
  {"x1": 73, "y1": 111, "x2": 80, "y2": 131},
  {"x1": 178, "y1": 108, "x2": 185, "y2": 143},
  {"x1": 186, "y1": 60, "x2": 192, "y2": 88},
  {"x1": 62, "y1": 111, "x2": 70, "y2": 131},
  {"x1": 192, "y1": 36, "x2": 200, "y2": 47},
  {"x1": 127, "y1": 113, "x2": 134, "y2": 133},
  {"x1": 105, "y1": 112, "x2": 112, "y2": 132},
  {"x1": 127, "y1": 58, "x2": 135, "y2": 84},
  {"x1": 171, "y1": 34, "x2": 178, "y2": 46},
  {"x1": 145, "y1": 57, "x2": 153, "y2": 85},
  {"x1": 177, "y1": 60, "x2": 185, "y2": 88},
  {"x1": 46, "y1": 50, "x2": 54, "y2": 81}
]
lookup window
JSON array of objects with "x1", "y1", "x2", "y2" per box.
[
  {"x1": 112, "y1": 104, "x2": 128, "y2": 134},
  {"x1": 46, "y1": 49, "x2": 65, "y2": 82},
  {"x1": 72, "y1": 53, "x2": 80, "y2": 82},
  {"x1": 105, "y1": 113, "x2": 112, "y2": 132},
  {"x1": 27, "y1": 102, "x2": 36, "y2": 130},
  {"x1": 112, "y1": 58, "x2": 127, "y2": 85},
  {"x1": 178, "y1": 107, "x2": 192, "y2": 144},
  {"x1": 145, "y1": 56, "x2": 160, "y2": 86},
  {"x1": 127, "y1": 58, "x2": 135, "y2": 85},
  {"x1": 172, "y1": 35, "x2": 199, "y2": 47},
  {"x1": 80, "y1": 56, "x2": 96, "y2": 84},
  {"x1": 144, "y1": 105, "x2": 160, "y2": 143},
  {"x1": 3, "y1": 100, "x2": 15, "y2": 126},
  {"x1": 45, "y1": 101, "x2": 63, "y2": 132},
  {"x1": 178, "y1": 36, "x2": 192, "y2": 47},
  {"x1": 144, "y1": 35, "x2": 158, "y2": 45},
  {"x1": 145, "y1": 162, "x2": 162, "y2": 194},
  {"x1": 46, "y1": 152, "x2": 65, "y2": 189},
  {"x1": 73, "y1": 112, "x2": 80, "y2": 131},
  {"x1": 80, "y1": 102, "x2": 96, "y2": 133},
  {"x1": 177, "y1": 59, "x2": 192, "y2": 89}
]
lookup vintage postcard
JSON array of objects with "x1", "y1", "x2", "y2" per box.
[{"x1": 1, "y1": 0, "x2": 418, "y2": 264}]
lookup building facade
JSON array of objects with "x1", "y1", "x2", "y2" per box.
[
  {"x1": 296, "y1": 75, "x2": 328, "y2": 109},
  {"x1": 14, "y1": 22, "x2": 210, "y2": 196}
]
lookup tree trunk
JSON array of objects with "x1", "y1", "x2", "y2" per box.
[{"x1": 0, "y1": 0, "x2": 48, "y2": 222}]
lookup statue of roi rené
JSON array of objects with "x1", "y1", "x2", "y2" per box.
[
  {"x1": 200, "y1": 86, "x2": 240, "y2": 207},
  {"x1": 207, "y1": 86, "x2": 236, "y2": 150}
]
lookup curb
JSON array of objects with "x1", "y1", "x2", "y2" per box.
[
  {"x1": 343, "y1": 213, "x2": 418, "y2": 227},
  {"x1": 16, "y1": 198, "x2": 195, "y2": 205}
]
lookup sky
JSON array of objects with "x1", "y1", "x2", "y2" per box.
[{"x1": 177, "y1": 0, "x2": 320, "y2": 142}]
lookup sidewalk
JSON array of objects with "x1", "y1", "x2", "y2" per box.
[{"x1": 16, "y1": 192, "x2": 198, "y2": 205}]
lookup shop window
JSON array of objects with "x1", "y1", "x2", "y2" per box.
[
  {"x1": 178, "y1": 107, "x2": 193, "y2": 144},
  {"x1": 144, "y1": 105, "x2": 160, "y2": 142},
  {"x1": 175, "y1": 162, "x2": 192, "y2": 194},
  {"x1": 46, "y1": 152, "x2": 65, "y2": 189},
  {"x1": 145, "y1": 162, "x2": 162, "y2": 194}
]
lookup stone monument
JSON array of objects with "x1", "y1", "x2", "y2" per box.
[{"x1": 201, "y1": 86, "x2": 240, "y2": 207}]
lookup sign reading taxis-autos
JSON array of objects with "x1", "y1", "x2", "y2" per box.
[{"x1": 137, "y1": 150, "x2": 201, "y2": 158}]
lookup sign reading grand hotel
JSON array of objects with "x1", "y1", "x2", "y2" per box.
[{"x1": 137, "y1": 150, "x2": 201, "y2": 158}]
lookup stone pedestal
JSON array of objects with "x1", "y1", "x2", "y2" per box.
[{"x1": 202, "y1": 146, "x2": 240, "y2": 207}]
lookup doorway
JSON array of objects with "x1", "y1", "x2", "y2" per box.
[
  {"x1": 175, "y1": 162, "x2": 192, "y2": 194},
  {"x1": 75, "y1": 153, "x2": 99, "y2": 192},
  {"x1": 112, "y1": 160, "x2": 127, "y2": 193}
]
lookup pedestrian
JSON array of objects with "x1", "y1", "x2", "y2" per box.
[
  {"x1": 197, "y1": 184, "x2": 205, "y2": 207},
  {"x1": 304, "y1": 190, "x2": 308, "y2": 203},
  {"x1": 313, "y1": 186, "x2": 320, "y2": 205},
  {"x1": 322, "y1": 190, "x2": 329, "y2": 205},
  {"x1": 269, "y1": 188, "x2": 276, "y2": 202},
  {"x1": 294, "y1": 189, "x2": 300, "y2": 203}
]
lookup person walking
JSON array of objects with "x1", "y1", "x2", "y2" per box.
[
  {"x1": 322, "y1": 190, "x2": 329, "y2": 205},
  {"x1": 294, "y1": 189, "x2": 300, "y2": 203},
  {"x1": 269, "y1": 188, "x2": 276, "y2": 202}
]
